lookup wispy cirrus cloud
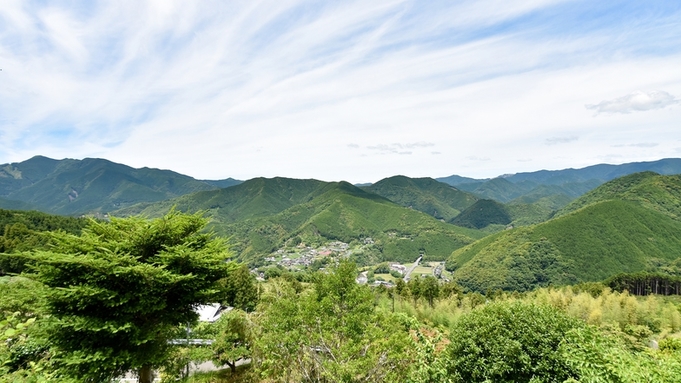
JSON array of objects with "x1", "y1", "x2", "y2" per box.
[
  {"x1": 0, "y1": 1, "x2": 680, "y2": 182},
  {"x1": 586, "y1": 91, "x2": 679, "y2": 115}
]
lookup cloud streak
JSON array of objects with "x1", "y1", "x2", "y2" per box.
[
  {"x1": 0, "y1": 1, "x2": 680, "y2": 182},
  {"x1": 545, "y1": 136, "x2": 578, "y2": 145}
]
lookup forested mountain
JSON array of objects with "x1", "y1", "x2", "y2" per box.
[
  {"x1": 438, "y1": 158, "x2": 681, "y2": 204},
  {"x1": 118, "y1": 178, "x2": 483, "y2": 263},
  {"x1": 362, "y1": 175, "x2": 478, "y2": 221},
  {"x1": 555, "y1": 171, "x2": 681, "y2": 219},
  {"x1": 5, "y1": 155, "x2": 681, "y2": 279},
  {"x1": 447, "y1": 172, "x2": 681, "y2": 293},
  {"x1": 116, "y1": 177, "x2": 332, "y2": 223},
  {"x1": 449, "y1": 199, "x2": 512, "y2": 229},
  {"x1": 0, "y1": 156, "x2": 240, "y2": 215}
]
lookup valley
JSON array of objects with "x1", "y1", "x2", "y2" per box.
[
  {"x1": 4, "y1": 156, "x2": 681, "y2": 382},
  {"x1": 4, "y1": 155, "x2": 681, "y2": 291}
]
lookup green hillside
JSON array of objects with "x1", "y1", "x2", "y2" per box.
[
  {"x1": 450, "y1": 199, "x2": 511, "y2": 229},
  {"x1": 363, "y1": 176, "x2": 478, "y2": 221},
  {"x1": 0, "y1": 156, "x2": 236, "y2": 215},
  {"x1": 227, "y1": 182, "x2": 481, "y2": 263},
  {"x1": 466, "y1": 177, "x2": 529, "y2": 202},
  {"x1": 556, "y1": 171, "x2": 681, "y2": 219},
  {"x1": 136, "y1": 180, "x2": 484, "y2": 264},
  {"x1": 448, "y1": 197, "x2": 555, "y2": 229},
  {"x1": 447, "y1": 173, "x2": 681, "y2": 293},
  {"x1": 117, "y1": 177, "x2": 331, "y2": 223}
]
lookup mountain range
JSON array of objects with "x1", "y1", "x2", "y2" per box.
[
  {"x1": 3, "y1": 155, "x2": 681, "y2": 284},
  {"x1": 0, "y1": 156, "x2": 240, "y2": 215},
  {"x1": 437, "y1": 158, "x2": 681, "y2": 204},
  {"x1": 115, "y1": 177, "x2": 484, "y2": 263}
]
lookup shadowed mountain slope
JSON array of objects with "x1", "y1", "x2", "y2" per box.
[{"x1": 449, "y1": 199, "x2": 512, "y2": 229}]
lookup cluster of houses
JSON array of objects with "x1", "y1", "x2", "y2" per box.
[{"x1": 264, "y1": 241, "x2": 352, "y2": 269}]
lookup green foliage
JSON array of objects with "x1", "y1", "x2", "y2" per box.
[
  {"x1": 606, "y1": 272, "x2": 681, "y2": 296},
  {"x1": 254, "y1": 261, "x2": 414, "y2": 382},
  {"x1": 120, "y1": 177, "x2": 330, "y2": 224},
  {"x1": 659, "y1": 337, "x2": 681, "y2": 352},
  {"x1": 23, "y1": 210, "x2": 232, "y2": 381},
  {"x1": 0, "y1": 277, "x2": 55, "y2": 382},
  {"x1": 463, "y1": 177, "x2": 529, "y2": 203},
  {"x1": 450, "y1": 228, "x2": 577, "y2": 293},
  {"x1": 405, "y1": 325, "x2": 452, "y2": 383},
  {"x1": 373, "y1": 263, "x2": 390, "y2": 274},
  {"x1": 218, "y1": 264, "x2": 259, "y2": 312},
  {"x1": 506, "y1": 200, "x2": 562, "y2": 226},
  {"x1": 0, "y1": 209, "x2": 88, "y2": 275},
  {"x1": 556, "y1": 172, "x2": 681, "y2": 220},
  {"x1": 560, "y1": 325, "x2": 681, "y2": 382},
  {"x1": 446, "y1": 301, "x2": 584, "y2": 382},
  {"x1": 211, "y1": 310, "x2": 253, "y2": 373}
]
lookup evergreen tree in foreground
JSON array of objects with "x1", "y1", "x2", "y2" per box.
[{"x1": 24, "y1": 210, "x2": 232, "y2": 383}]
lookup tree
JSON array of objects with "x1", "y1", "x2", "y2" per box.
[
  {"x1": 395, "y1": 278, "x2": 407, "y2": 297},
  {"x1": 408, "y1": 276, "x2": 423, "y2": 305},
  {"x1": 23, "y1": 210, "x2": 232, "y2": 383},
  {"x1": 421, "y1": 276, "x2": 440, "y2": 307},
  {"x1": 211, "y1": 309, "x2": 252, "y2": 374},
  {"x1": 219, "y1": 264, "x2": 259, "y2": 312}
]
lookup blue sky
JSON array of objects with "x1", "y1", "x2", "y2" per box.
[{"x1": 1, "y1": 0, "x2": 680, "y2": 183}]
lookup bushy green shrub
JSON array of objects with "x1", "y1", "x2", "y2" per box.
[{"x1": 446, "y1": 301, "x2": 583, "y2": 382}]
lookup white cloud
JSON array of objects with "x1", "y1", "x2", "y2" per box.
[
  {"x1": 586, "y1": 91, "x2": 679, "y2": 115},
  {"x1": 546, "y1": 136, "x2": 578, "y2": 145},
  {"x1": 364, "y1": 142, "x2": 434, "y2": 155},
  {"x1": 0, "y1": 1, "x2": 680, "y2": 182}
]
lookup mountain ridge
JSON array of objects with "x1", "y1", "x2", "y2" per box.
[{"x1": 0, "y1": 156, "x2": 242, "y2": 215}]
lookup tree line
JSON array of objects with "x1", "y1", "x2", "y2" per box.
[{"x1": 606, "y1": 272, "x2": 681, "y2": 296}]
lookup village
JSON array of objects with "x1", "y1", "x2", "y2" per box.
[{"x1": 258, "y1": 238, "x2": 449, "y2": 287}]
